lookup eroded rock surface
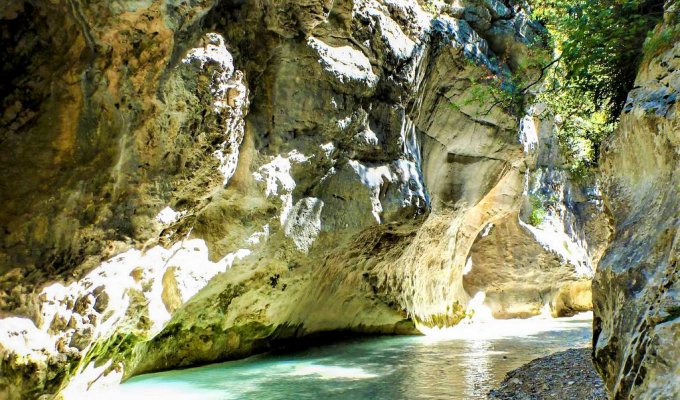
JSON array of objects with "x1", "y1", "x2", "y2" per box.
[
  {"x1": 464, "y1": 106, "x2": 610, "y2": 318},
  {"x1": 1, "y1": 0, "x2": 248, "y2": 396},
  {"x1": 126, "y1": 0, "x2": 538, "y2": 378},
  {"x1": 0, "y1": 0, "x2": 609, "y2": 397},
  {"x1": 593, "y1": 4, "x2": 680, "y2": 399}
]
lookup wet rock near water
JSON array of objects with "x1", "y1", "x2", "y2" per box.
[{"x1": 488, "y1": 348, "x2": 607, "y2": 400}]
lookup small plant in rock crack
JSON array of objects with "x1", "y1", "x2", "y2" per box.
[{"x1": 528, "y1": 194, "x2": 548, "y2": 226}]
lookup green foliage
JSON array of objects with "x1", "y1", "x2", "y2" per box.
[
  {"x1": 529, "y1": 0, "x2": 663, "y2": 171},
  {"x1": 532, "y1": 0, "x2": 664, "y2": 118},
  {"x1": 450, "y1": 47, "x2": 553, "y2": 119},
  {"x1": 528, "y1": 194, "x2": 547, "y2": 226},
  {"x1": 448, "y1": 1, "x2": 664, "y2": 172},
  {"x1": 643, "y1": 15, "x2": 680, "y2": 61},
  {"x1": 538, "y1": 81, "x2": 616, "y2": 171}
]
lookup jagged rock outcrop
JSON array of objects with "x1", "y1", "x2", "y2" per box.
[
  {"x1": 593, "y1": 4, "x2": 680, "y2": 399},
  {"x1": 0, "y1": 0, "x2": 607, "y2": 397}
]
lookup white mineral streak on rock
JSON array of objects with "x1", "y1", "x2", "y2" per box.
[
  {"x1": 320, "y1": 142, "x2": 335, "y2": 157},
  {"x1": 365, "y1": 6, "x2": 417, "y2": 60},
  {"x1": 183, "y1": 33, "x2": 248, "y2": 186},
  {"x1": 284, "y1": 197, "x2": 324, "y2": 253},
  {"x1": 254, "y1": 155, "x2": 297, "y2": 198},
  {"x1": 337, "y1": 116, "x2": 352, "y2": 130},
  {"x1": 463, "y1": 257, "x2": 473, "y2": 275},
  {"x1": 182, "y1": 33, "x2": 234, "y2": 77},
  {"x1": 348, "y1": 158, "x2": 427, "y2": 223},
  {"x1": 307, "y1": 37, "x2": 378, "y2": 87},
  {"x1": 155, "y1": 207, "x2": 186, "y2": 225},
  {"x1": 381, "y1": 0, "x2": 432, "y2": 35},
  {"x1": 519, "y1": 113, "x2": 539, "y2": 154},
  {"x1": 392, "y1": 159, "x2": 428, "y2": 209},
  {"x1": 355, "y1": 127, "x2": 380, "y2": 147},
  {"x1": 60, "y1": 360, "x2": 122, "y2": 400},
  {"x1": 39, "y1": 239, "x2": 250, "y2": 341},
  {"x1": 254, "y1": 151, "x2": 326, "y2": 250},
  {"x1": 519, "y1": 217, "x2": 592, "y2": 277},
  {"x1": 348, "y1": 160, "x2": 391, "y2": 223},
  {"x1": 3, "y1": 239, "x2": 254, "y2": 393},
  {"x1": 246, "y1": 224, "x2": 270, "y2": 245},
  {"x1": 481, "y1": 223, "x2": 494, "y2": 237},
  {"x1": 0, "y1": 318, "x2": 56, "y2": 359}
]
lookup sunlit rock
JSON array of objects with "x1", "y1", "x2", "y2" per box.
[{"x1": 464, "y1": 106, "x2": 610, "y2": 318}]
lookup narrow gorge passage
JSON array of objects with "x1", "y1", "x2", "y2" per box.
[
  {"x1": 111, "y1": 315, "x2": 595, "y2": 400},
  {"x1": 0, "y1": 0, "x2": 678, "y2": 399}
]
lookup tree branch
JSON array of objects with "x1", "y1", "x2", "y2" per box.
[{"x1": 520, "y1": 56, "x2": 562, "y2": 95}]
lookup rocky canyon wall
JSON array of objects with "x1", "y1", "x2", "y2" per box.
[
  {"x1": 593, "y1": 2, "x2": 680, "y2": 398},
  {"x1": 0, "y1": 0, "x2": 608, "y2": 398},
  {"x1": 464, "y1": 106, "x2": 610, "y2": 318}
]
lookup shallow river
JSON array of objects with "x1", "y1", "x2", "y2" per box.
[{"x1": 115, "y1": 314, "x2": 592, "y2": 400}]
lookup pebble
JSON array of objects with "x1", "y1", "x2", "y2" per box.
[{"x1": 488, "y1": 348, "x2": 608, "y2": 400}]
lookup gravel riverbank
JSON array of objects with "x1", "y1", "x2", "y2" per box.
[{"x1": 488, "y1": 348, "x2": 607, "y2": 399}]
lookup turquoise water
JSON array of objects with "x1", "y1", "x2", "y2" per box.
[{"x1": 117, "y1": 315, "x2": 592, "y2": 400}]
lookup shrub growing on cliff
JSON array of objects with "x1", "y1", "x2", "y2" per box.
[
  {"x1": 642, "y1": 10, "x2": 680, "y2": 61},
  {"x1": 528, "y1": 194, "x2": 547, "y2": 226},
  {"x1": 449, "y1": 0, "x2": 664, "y2": 174},
  {"x1": 530, "y1": 0, "x2": 664, "y2": 170},
  {"x1": 532, "y1": 0, "x2": 665, "y2": 118}
]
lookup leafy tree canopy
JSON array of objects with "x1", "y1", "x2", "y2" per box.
[
  {"x1": 529, "y1": 0, "x2": 665, "y2": 175},
  {"x1": 448, "y1": 0, "x2": 667, "y2": 175},
  {"x1": 532, "y1": 0, "x2": 665, "y2": 118}
]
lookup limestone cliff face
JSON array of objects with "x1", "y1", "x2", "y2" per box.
[
  {"x1": 1, "y1": 0, "x2": 248, "y2": 396},
  {"x1": 464, "y1": 106, "x2": 610, "y2": 318},
  {"x1": 125, "y1": 0, "x2": 540, "y2": 378},
  {"x1": 0, "y1": 0, "x2": 247, "y2": 315},
  {"x1": 0, "y1": 0, "x2": 605, "y2": 397},
  {"x1": 593, "y1": 4, "x2": 680, "y2": 399}
]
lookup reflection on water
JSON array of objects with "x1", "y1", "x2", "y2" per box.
[{"x1": 110, "y1": 313, "x2": 592, "y2": 400}]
